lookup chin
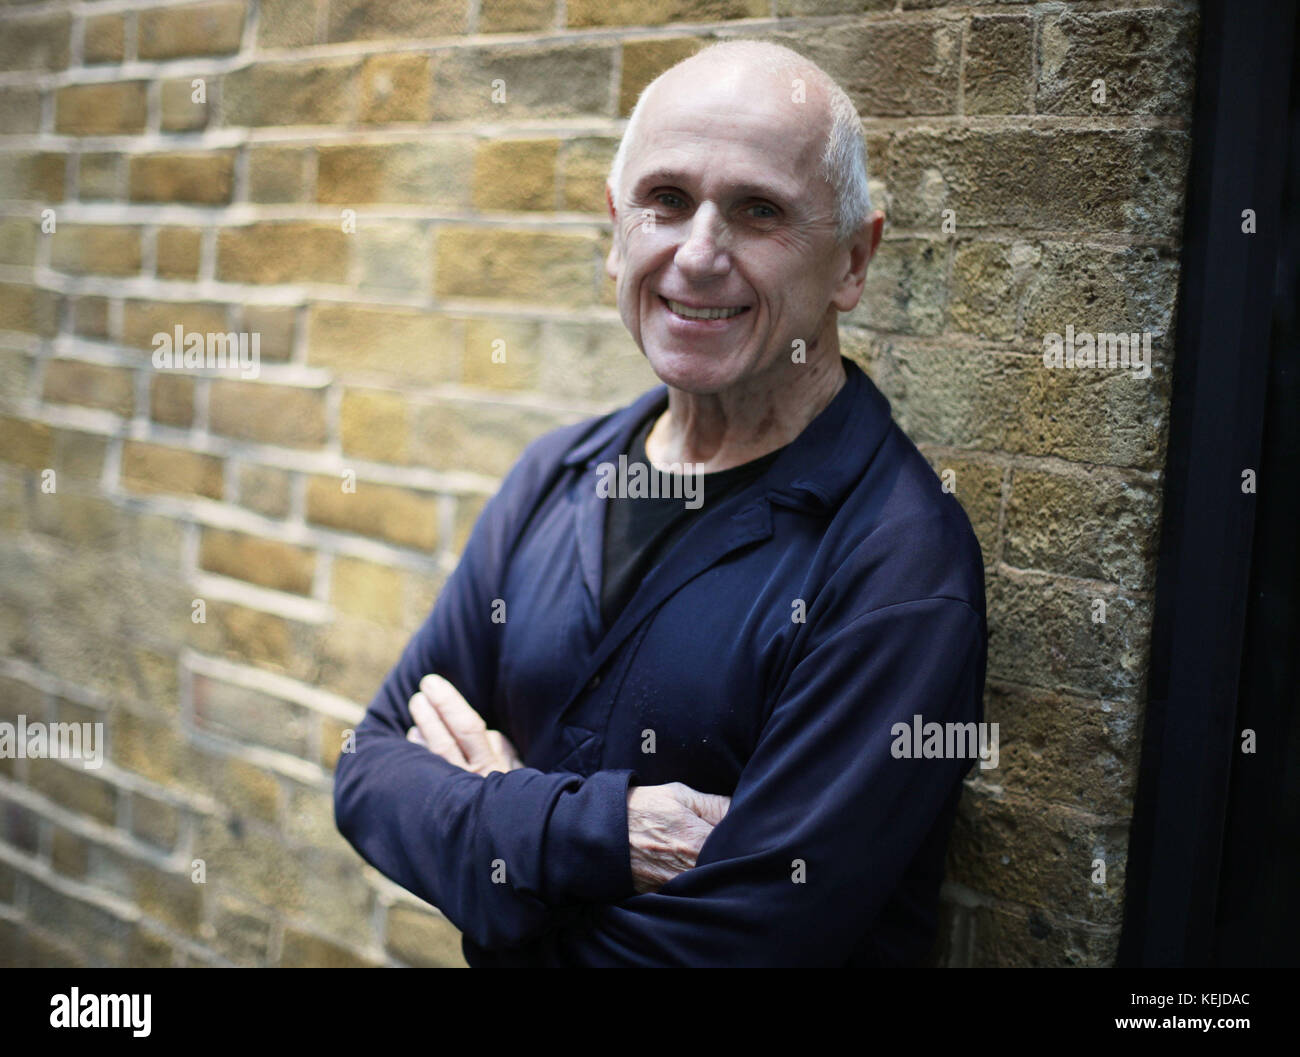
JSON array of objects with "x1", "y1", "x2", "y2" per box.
[{"x1": 642, "y1": 346, "x2": 745, "y2": 394}]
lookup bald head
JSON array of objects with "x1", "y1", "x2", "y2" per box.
[{"x1": 608, "y1": 41, "x2": 870, "y2": 243}]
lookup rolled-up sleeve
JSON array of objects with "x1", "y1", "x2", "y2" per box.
[{"x1": 466, "y1": 596, "x2": 986, "y2": 966}]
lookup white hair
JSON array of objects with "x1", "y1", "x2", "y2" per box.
[{"x1": 607, "y1": 40, "x2": 872, "y2": 244}]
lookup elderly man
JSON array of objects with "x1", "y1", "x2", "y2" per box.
[{"x1": 334, "y1": 40, "x2": 986, "y2": 967}]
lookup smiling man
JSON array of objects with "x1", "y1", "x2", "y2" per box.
[{"x1": 334, "y1": 40, "x2": 988, "y2": 967}]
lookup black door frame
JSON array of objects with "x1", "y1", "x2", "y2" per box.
[{"x1": 1117, "y1": 0, "x2": 1298, "y2": 967}]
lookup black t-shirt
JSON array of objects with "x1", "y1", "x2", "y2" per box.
[{"x1": 600, "y1": 404, "x2": 786, "y2": 627}]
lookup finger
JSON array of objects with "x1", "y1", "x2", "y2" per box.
[
  {"x1": 409, "y1": 691, "x2": 469, "y2": 769},
  {"x1": 406, "y1": 725, "x2": 430, "y2": 748},
  {"x1": 691, "y1": 793, "x2": 732, "y2": 828},
  {"x1": 420, "y1": 674, "x2": 497, "y2": 773},
  {"x1": 487, "y1": 730, "x2": 523, "y2": 772}
]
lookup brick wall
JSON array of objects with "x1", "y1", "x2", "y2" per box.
[{"x1": 0, "y1": 0, "x2": 1198, "y2": 967}]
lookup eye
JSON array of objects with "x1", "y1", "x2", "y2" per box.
[{"x1": 655, "y1": 191, "x2": 687, "y2": 210}]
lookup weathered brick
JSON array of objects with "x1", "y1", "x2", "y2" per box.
[
  {"x1": 458, "y1": 317, "x2": 542, "y2": 390},
  {"x1": 281, "y1": 927, "x2": 375, "y2": 967},
  {"x1": 305, "y1": 475, "x2": 438, "y2": 551},
  {"x1": 618, "y1": 37, "x2": 704, "y2": 116},
  {"x1": 30, "y1": 763, "x2": 118, "y2": 824},
  {"x1": 209, "y1": 894, "x2": 272, "y2": 965},
  {"x1": 131, "y1": 792, "x2": 181, "y2": 850},
  {"x1": 240, "y1": 304, "x2": 297, "y2": 362},
  {"x1": 385, "y1": 903, "x2": 467, "y2": 967},
  {"x1": 194, "y1": 815, "x2": 303, "y2": 909},
  {"x1": 122, "y1": 300, "x2": 230, "y2": 353},
  {"x1": 480, "y1": 0, "x2": 552, "y2": 33},
  {"x1": 156, "y1": 227, "x2": 203, "y2": 280},
  {"x1": 1004, "y1": 470, "x2": 1159, "y2": 589},
  {"x1": 191, "y1": 672, "x2": 314, "y2": 755},
  {"x1": 568, "y1": 0, "x2": 763, "y2": 29},
  {"x1": 258, "y1": 0, "x2": 322, "y2": 48},
  {"x1": 129, "y1": 152, "x2": 235, "y2": 205},
  {"x1": 340, "y1": 388, "x2": 408, "y2": 462},
  {"x1": 326, "y1": 0, "x2": 465, "y2": 43},
  {"x1": 0, "y1": 283, "x2": 58, "y2": 337},
  {"x1": 330, "y1": 555, "x2": 403, "y2": 626},
  {"x1": 128, "y1": 926, "x2": 176, "y2": 967},
  {"x1": 0, "y1": 415, "x2": 53, "y2": 470},
  {"x1": 188, "y1": 599, "x2": 298, "y2": 671},
  {"x1": 431, "y1": 43, "x2": 614, "y2": 121},
  {"x1": 83, "y1": 13, "x2": 126, "y2": 65},
  {"x1": 317, "y1": 141, "x2": 473, "y2": 207},
  {"x1": 55, "y1": 82, "x2": 148, "y2": 135},
  {"x1": 848, "y1": 238, "x2": 948, "y2": 335},
  {"x1": 42, "y1": 360, "x2": 135, "y2": 417},
  {"x1": 966, "y1": 15, "x2": 1033, "y2": 115},
  {"x1": 78, "y1": 152, "x2": 122, "y2": 200},
  {"x1": 359, "y1": 53, "x2": 431, "y2": 123},
  {"x1": 198, "y1": 528, "x2": 316, "y2": 595},
  {"x1": 217, "y1": 223, "x2": 348, "y2": 284},
  {"x1": 121, "y1": 441, "x2": 224, "y2": 499},
  {"x1": 0, "y1": 13, "x2": 70, "y2": 72},
  {"x1": 0, "y1": 217, "x2": 36, "y2": 266},
  {"x1": 30, "y1": 493, "x2": 125, "y2": 549},
  {"x1": 534, "y1": 319, "x2": 655, "y2": 403},
  {"x1": 150, "y1": 374, "x2": 194, "y2": 428},
  {"x1": 948, "y1": 786, "x2": 1127, "y2": 926},
  {"x1": 984, "y1": 681, "x2": 1140, "y2": 816},
  {"x1": 355, "y1": 223, "x2": 427, "y2": 294},
  {"x1": 1038, "y1": 9, "x2": 1197, "y2": 118},
  {"x1": 131, "y1": 863, "x2": 204, "y2": 934},
  {"x1": 0, "y1": 87, "x2": 42, "y2": 134},
  {"x1": 561, "y1": 137, "x2": 619, "y2": 212},
  {"x1": 435, "y1": 227, "x2": 601, "y2": 306},
  {"x1": 237, "y1": 463, "x2": 292, "y2": 518},
  {"x1": 51, "y1": 428, "x2": 109, "y2": 482},
  {"x1": 887, "y1": 127, "x2": 1190, "y2": 239},
  {"x1": 307, "y1": 304, "x2": 460, "y2": 383},
  {"x1": 0, "y1": 152, "x2": 65, "y2": 200},
  {"x1": 138, "y1": 2, "x2": 246, "y2": 59},
  {"x1": 221, "y1": 59, "x2": 358, "y2": 126},
  {"x1": 27, "y1": 879, "x2": 128, "y2": 965},
  {"x1": 246, "y1": 145, "x2": 311, "y2": 203},
  {"x1": 920, "y1": 453, "x2": 1002, "y2": 569},
  {"x1": 50, "y1": 224, "x2": 142, "y2": 277},
  {"x1": 74, "y1": 296, "x2": 110, "y2": 339},
  {"x1": 161, "y1": 77, "x2": 211, "y2": 132},
  {"x1": 473, "y1": 139, "x2": 558, "y2": 211},
  {"x1": 762, "y1": 20, "x2": 960, "y2": 117},
  {"x1": 52, "y1": 828, "x2": 89, "y2": 878},
  {"x1": 208, "y1": 380, "x2": 328, "y2": 448}
]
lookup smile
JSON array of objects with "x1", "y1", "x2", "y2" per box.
[{"x1": 661, "y1": 297, "x2": 751, "y2": 321}]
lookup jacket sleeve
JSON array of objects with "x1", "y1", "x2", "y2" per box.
[
  {"x1": 465, "y1": 596, "x2": 987, "y2": 966},
  {"x1": 332, "y1": 441, "x2": 638, "y2": 952}
]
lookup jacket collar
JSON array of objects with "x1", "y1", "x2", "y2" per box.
[{"x1": 559, "y1": 355, "x2": 895, "y2": 511}]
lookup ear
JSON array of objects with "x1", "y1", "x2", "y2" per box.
[
  {"x1": 829, "y1": 209, "x2": 885, "y2": 314},
  {"x1": 604, "y1": 182, "x2": 623, "y2": 281}
]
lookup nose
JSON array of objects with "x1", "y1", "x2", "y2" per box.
[{"x1": 674, "y1": 203, "x2": 731, "y2": 279}]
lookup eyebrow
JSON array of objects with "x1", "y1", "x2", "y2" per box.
[{"x1": 630, "y1": 168, "x2": 801, "y2": 206}]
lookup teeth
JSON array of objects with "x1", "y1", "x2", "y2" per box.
[{"x1": 667, "y1": 299, "x2": 747, "y2": 320}]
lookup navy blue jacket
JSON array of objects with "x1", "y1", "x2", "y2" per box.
[{"x1": 333, "y1": 356, "x2": 987, "y2": 966}]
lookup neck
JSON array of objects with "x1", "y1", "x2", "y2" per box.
[{"x1": 645, "y1": 344, "x2": 848, "y2": 473}]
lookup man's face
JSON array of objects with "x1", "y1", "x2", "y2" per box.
[{"x1": 607, "y1": 67, "x2": 856, "y2": 395}]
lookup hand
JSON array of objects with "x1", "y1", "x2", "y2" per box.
[
  {"x1": 626, "y1": 782, "x2": 732, "y2": 894},
  {"x1": 405, "y1": 673, "x2": 523, "y2": 777}
]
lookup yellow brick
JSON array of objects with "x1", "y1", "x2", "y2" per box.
[
  {"x1": 156, "y1": 227, "x2": 202, "y2": 280},
  {"x1": 150, "y1": 375, "x2": 194, "y2": 428},
  {"x1": 472, "y1": 139, "x2": 559, "y2": 211},
  {"x1": 0, "y1": 415, "x2": 54, "y2": 470},
  {"x1": 434, "y1": 227, "x2": 599, "y2": 306},
  {"x1": 55, "y1": 82, "x2": 147, "y2": 135},
  {"x1": 340, "y1": 388, "x2": 408, "y2": 462},
  {"x1": 617, "y1": 37, "x2": 704, "y2": 115},
  {"x1": 42, "y1": 360, "x2": 135, "y2": 417},
  {"x1": 83, "y1": 13, "x2": 126, "y2": 64},
  {"x1": 307, "y1": 304, "x2": 460, "y2": 383},
  {"x1": 570, "y1": 0, "x2": 764, "y2": 28},
  {"x1": 359, "y1": 53, "x2": 431, "y2": 124},
  {"x1": 208, "y1": 381, "x2": 327, "y2": 449},
  {"x1": 306, "y1": 475, "x2": 437, "y2": 550},
  {"x1": 160, "y1": 78, "x2": 209, "y2": 132},
  {"x1": 129, "y1": 152, "x2": 235, "y2": 205},
  {"x1": 199, "y1": 528, "x2": 315, "y2": 595},
  {"x1": 217, "y1": 223, "x2": 348, "y2": 284},
  {"x1": 50, "y1": 224, "x2": 142, "y2": 277},
  {"x1": 331, "y1": 555, "x2": 403, "y2": 625},
  {"x1": 0, "y1": 152, "x2": 64, "y2": 200},
  {"x1": 122, "y1": 300, "x2": 230, "y2": 352},
  {"x1": 138, "y1": 2, "x2": 246, "y2": 59},
  {"x1": 0, "y1": 282, "x2": 58, "y2": 336},
  {"x1": 121, "y1": 441, "x2": 224, "y2": 499}
]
